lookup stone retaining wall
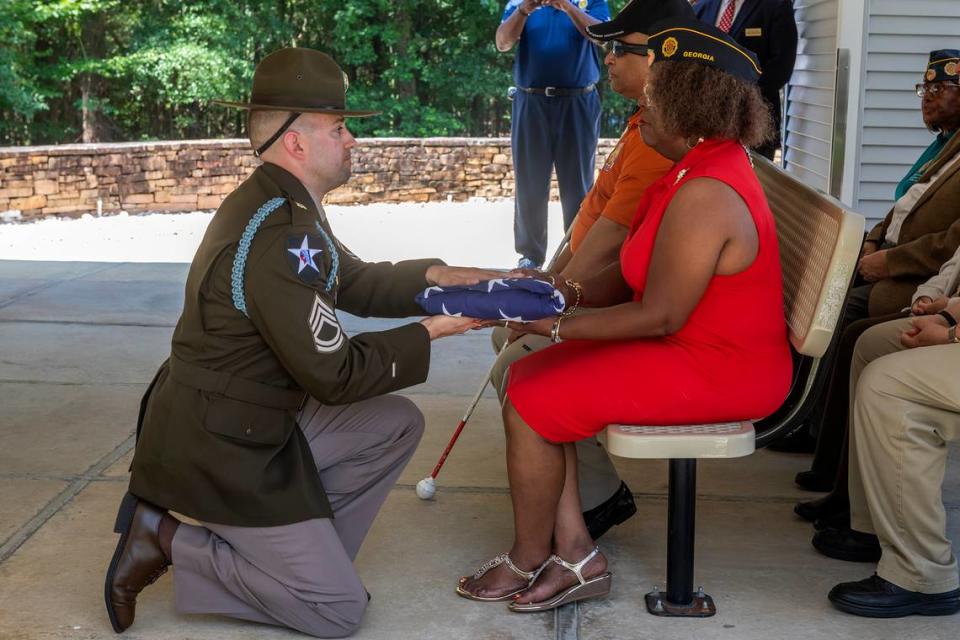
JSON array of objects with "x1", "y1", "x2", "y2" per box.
[{"x1": 0, "y1": 138, "x2": 619, "y2": 221}]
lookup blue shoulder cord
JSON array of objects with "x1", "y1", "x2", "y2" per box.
[{"x1": 231, "y1": 197, "x2": 340, "y2": 317}]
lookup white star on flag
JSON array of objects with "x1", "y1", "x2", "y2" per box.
[
  {"x1": 288, "y1": 235, "x2": 322, "y2": 274},
  {"x1": 423, "y1": 286, "x2": 444, "y2": 299},
  {"x1": 441, "y1": 303, "x2": 463, "y2": 317},
  {"x1": 498, "y1": 309, "x2": 524, "y2": 322},
  {"x1": 487, "y1": 278, "x2": 509, "y2": 293}
]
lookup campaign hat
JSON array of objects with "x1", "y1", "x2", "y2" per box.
[{"x1": 214, "y1": 48, "x2": 377, "y2": 117}]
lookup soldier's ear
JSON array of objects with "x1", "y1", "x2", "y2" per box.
[{"x1": 281, "y1": 129, "x2": 307, "y2": 159}]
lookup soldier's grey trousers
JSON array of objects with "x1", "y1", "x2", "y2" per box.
[
  {"x1": 169, "y1": 394, "x2": 424, "y2": 638},
  {"x1": 490, "y1": 326, "x2": 622, "y2": 510}
]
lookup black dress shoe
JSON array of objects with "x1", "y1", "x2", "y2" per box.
[
  {"x1": 582, "y1": 482, "x2": 637, "y2": 540},
  {"x1": 105, "y1": 493, "x2": 170, "y2": 633},
  {"x1": 813, "y1": 510, "x2": 850, "y2": 532},
  {"x1": 829, "y1": 574, "x2": 960, "y2": 618},
  {"x1": 812, "y1": 527, "x2": 881, "y2": 563},
  {"x1": 794, "y1": 492, "x2": 848, "y2": 523},
  {"x1": 794, "y1": 469, "x2": 833, "y2": 492}
]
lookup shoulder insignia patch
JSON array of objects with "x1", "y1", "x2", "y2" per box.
[
  {"x1": 287, "y1": 234, "x2": 325, "y2": 284},
  {"x1": 309, "y1": 294, "x2": 345, "y2": 353}
]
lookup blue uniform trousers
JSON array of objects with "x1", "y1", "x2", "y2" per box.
[{"x1": 511, "y1": 89, "x2": 601, "y2": 266}]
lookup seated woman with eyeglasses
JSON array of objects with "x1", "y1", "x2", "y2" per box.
[{"x1": 456, "y1": 19, "x2": 792, "y2": 611}]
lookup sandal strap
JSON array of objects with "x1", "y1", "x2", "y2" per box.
[
  {"x1": 472, "y1": 553, "x2": 542, "y2": 582},
  {"x1": 548, "y1": 546, "x2": 601, "y2": 586}
]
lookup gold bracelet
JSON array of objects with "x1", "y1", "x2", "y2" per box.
[{"x1": 562, "y1": 279, "x2": 582, "y2": 317}]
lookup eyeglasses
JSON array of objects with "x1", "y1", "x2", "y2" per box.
[
  {"x1": 603, "y1": 41, "x2": 649, "y2": 58},
  {"x1": 915, "y1": 82, "x2": 960, "y2": 98}
]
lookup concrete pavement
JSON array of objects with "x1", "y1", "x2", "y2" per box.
[{"x1": 0, "y1": 259, "x2": 957, "y2": 640}]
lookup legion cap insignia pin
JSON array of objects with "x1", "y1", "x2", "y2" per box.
[
  {"x1": 946, "y1": 61, "x2": 958, "y2": 77},
  {"x1": 926, "y1": 68, "x2": 937, "y2": 82},
  {"x1": 579, "y1": 0, "x2": 588, "y2": 9},
  {"x1": 662, "y1": 37, "x2": 679, "y2": 58}
]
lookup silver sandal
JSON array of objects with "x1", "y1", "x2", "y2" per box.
[
  {"x1": 456, "y1": 553, "x2": 546, "y2": 602},
  {"x1": 508, "y1": 546, "x2": 612, "y2": 612}
]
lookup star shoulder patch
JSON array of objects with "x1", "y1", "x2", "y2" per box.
[{"x1": 286, "y1": 234, "x2": 325, "y2": 284}]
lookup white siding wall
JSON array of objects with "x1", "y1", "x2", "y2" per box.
[
  {"x1": 783, "y1": 0, "x2": 839, "y2": 193},
  {"x1": 856, "y1": 0, "x2": 960, "y2": 224}
]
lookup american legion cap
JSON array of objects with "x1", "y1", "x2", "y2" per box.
[
  {"x1": 924, "y1": 49, "x2": 960, "y2": 84},
  {"x1": 646, "y1": 17, "x2": 762, "y2": 84},
  {"x1": 587, "y1": 0, "x2": 695, "y2": 41}
]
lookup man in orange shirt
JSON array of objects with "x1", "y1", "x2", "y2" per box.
[{"x1": 489, "y1": 0, "x2": 692, "y2": 540}]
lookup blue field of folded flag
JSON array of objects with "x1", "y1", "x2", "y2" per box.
[{"x1": 415, "y1": 277, "x2": 565, "y2": 322}]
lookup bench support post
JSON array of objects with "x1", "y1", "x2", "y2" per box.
[{"x1": 645, "y1": 458, "x2": 717, "y2": 617}]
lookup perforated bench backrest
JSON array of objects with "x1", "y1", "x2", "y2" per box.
[{"x1": 754, "y1": 157, "x2": 865, "y2": 358}]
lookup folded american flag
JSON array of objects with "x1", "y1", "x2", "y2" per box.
[{"x1": 415, "y1": 277, "x2": 566, "y2": 321}]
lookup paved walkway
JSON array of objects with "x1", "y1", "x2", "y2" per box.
[{"x1": 0, "y1": 259, "x2": 957, "y2": 640}]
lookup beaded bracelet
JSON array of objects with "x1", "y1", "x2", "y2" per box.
[{"x1": 562, "y1": 279, "x2": 583, "y2": 317}]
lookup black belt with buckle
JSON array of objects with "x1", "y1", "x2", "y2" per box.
[{"x1": 517, "y1": 84, "x2": 596, "y2": 97}]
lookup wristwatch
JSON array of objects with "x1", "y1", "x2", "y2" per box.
[
  {"x1": 949, "y1": 325, "x2": 960, "y2": 344},
  {"x1": 938, "y1": 310, "x2": 957, "y2": 327}
]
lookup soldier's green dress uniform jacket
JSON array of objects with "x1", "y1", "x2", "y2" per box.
[{"x1": 129, "y1": 163, "x2": 442, "y2": 527}]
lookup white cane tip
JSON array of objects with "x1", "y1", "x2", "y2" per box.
[{"x1": 416, "y1": 477, "x2": 436, "y2": 500}]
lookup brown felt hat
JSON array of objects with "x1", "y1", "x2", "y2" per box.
[{"x1": 214, "y1": 48, "x2": 378, "y2": 117}]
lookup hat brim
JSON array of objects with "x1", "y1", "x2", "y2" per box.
[
  {"x1": 212, "y1": 100, "x2": 379, "y2": 117},
  {"x1": 586, "y1": 18, "x2": 638, "y2": 41}
]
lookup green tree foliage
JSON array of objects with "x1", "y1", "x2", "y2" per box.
[{"x1": 1, "y1": 0, "x2": 632, "y2": 145}]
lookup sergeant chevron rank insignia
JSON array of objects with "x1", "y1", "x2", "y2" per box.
[
  {"x1": 308, "y1": 293, "x2": 345, "y2": 353},
  {"x1": 287, "y1": 234, "x2": 324, "y2": 284}
]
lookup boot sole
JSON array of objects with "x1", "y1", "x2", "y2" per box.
[
  {"x1": 104, "y1": 492, "x2": 139, "y2": 633},
  {"x1": 830, "y1": 595, "x2": 960, "y2": 618}
]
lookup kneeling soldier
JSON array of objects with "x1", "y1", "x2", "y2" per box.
[{"x1": 104, "y1": 48, "x2": 498, "y2": 637}]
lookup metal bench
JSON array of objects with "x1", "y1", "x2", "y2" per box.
[{"x1": 598, "y1": 155, "x2": 865, "y2": 617}]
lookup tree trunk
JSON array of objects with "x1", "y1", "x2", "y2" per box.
[{"x1": 80, "y1": 12, "x2": 107, "y2": 142}]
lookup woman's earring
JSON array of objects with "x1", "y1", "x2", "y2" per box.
[{"x1": 685, "y1": 136, "x2": 704, "y2": 150}]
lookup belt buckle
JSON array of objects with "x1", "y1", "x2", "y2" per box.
[{"x1": 544, "y1": 86, "x2": 557, "y2": 98}]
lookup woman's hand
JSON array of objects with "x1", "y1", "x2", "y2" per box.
[
  {"x1": 913, "y1": 295, "x2": 948, "y2": 315},
  {"x1": 502, "y1": 317, "x2": 554, "y2": 338},
  {"x1": 900, "y1": 314, "x2": 950, "y2": 348},
  {"x1": 425, "y1": 265, "x2": 523, "y2": 287},
  {"x1": 420, "y1": 315, "x2": 481, "y2": 340}
]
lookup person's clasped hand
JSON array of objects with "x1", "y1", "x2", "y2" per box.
[
  {"x1": 900, "y1": 313, "x2": 950, "y2": 348},
  {"x1": 857, "y1": 249, "x2": 889, "y2": 282},
  {"x1": 911, "y1": 295, "x2": 950, "y2": 316}
]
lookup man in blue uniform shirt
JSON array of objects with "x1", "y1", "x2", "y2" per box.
[{"x1": 497, "y1": 0, "x2": 611, "y2": 269}]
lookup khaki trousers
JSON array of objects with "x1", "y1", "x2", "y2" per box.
[
  {"x1": 170, "y1": 394, "x2": 424, "y2": 637},
  {"x1": 848, "y1": 318, "x2": 960, "y2": 593},
  {"x1": 490, "y1": 326, "x2": 622, "y2": 511}
]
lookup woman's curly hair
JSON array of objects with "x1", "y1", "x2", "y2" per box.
[{"x1": 646, "y1": 60, "x2": 773, "y2": 148}]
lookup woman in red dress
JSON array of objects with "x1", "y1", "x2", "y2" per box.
[{"x1": 457, "y1": 19, "x2": 793, "y2": 611}]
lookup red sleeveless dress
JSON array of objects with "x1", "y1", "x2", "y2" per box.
[{"x1": 506, "y1": 139, "x2": 792, "y2": 442}]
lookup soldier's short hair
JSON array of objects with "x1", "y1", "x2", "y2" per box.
[{"x1": 247, "y1": 110, "x2": 296, "y2": 151}]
